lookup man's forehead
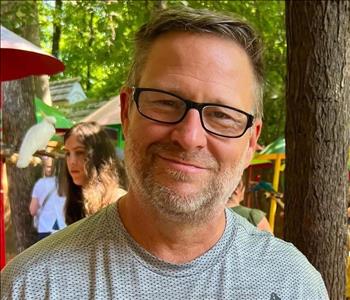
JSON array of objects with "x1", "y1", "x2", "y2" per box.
[
  {"x1": 143, "y1": 32, "x2": 253, "y2": 73},
  {"x1": 138, "y1": 31, "x2": 256, "y2": 111}
]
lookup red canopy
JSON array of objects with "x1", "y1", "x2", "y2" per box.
[{"x1": 0, "y1": 25, "x2": 65, "y2": 81}]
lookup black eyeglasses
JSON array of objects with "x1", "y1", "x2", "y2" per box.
[{"x1": 132, "y1": 87, "x2": 254, "y2": 138}]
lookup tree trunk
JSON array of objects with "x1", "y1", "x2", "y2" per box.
[
  {"x1": 2, "y1": 79, "x2": 40, "y2": 252},
  {"x1": 285, "y1": 1, "x2": 350, "y2": 299},
  {"x1": 153, "y1": 0, "x2": 167, "y2": 10},
  {"x1": 36, "y1": 75, "x2": 52, "y2": 105},
  {"x1": 25, "y1": 1, "x2": 52, "y2": 105},
  {"x1": 86, "y1": 11, "x2": 94, "y2": 92},
  {"x1": 52, "y1": 0, "x2": 62, "y2": 59}
]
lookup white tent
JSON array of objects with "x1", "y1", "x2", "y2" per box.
[{"x1": 82, "y1": 95, "x2": 121, "y2": 125}]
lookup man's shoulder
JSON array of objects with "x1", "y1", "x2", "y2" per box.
[
  {"x1": 228, "y1": 212, "x2": 328, "y2": 297},
  {"x1": 232, "y1": 213, "x2": 313, "y2": 268},
  {"x1": 1, "y1": 204, "x2": 118, "y2": 294}
]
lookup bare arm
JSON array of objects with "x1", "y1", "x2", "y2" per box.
[
  {"x1": 257, "y1": 217, "x2": 274, "y2": 235},
  {"x1": 29, "y1": 197, "x2": 40, "y2": 216}
]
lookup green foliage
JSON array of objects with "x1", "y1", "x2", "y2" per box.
[
  {"x1": 35, "y1": 0, "x2": 285, "y2": 145},
  {"x1": 1, "y1": 0, "x2": 38, "y2": 38},
  {"x1": 38, "y1": 0, "x2": 152, "y2": 99}
]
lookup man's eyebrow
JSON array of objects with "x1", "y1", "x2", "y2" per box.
[{"x1": 156, "y1": 87, "x2": 231, "y2": 105}]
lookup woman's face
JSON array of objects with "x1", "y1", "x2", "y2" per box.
[{"x1": 64, "y1": 134, "x2": 88, "y2": 187}]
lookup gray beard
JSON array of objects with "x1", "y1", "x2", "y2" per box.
[{"x1": 125, "y1": 139, "x2": 247, "y2": 225}]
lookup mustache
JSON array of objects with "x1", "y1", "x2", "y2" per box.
[{"x1": 149, "y1": 143, "x2": 219, "y2": 169}]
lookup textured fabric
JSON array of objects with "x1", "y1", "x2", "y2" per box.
[
  {"x1": 1, "y1": 203, "x2": 328, "y2": 300},
  {"x1": 31, "y1": 177, "x2": 66, "y2": 233},
  {"x1": 230, "y1": 205, "x2": 265, "y2": 226}
]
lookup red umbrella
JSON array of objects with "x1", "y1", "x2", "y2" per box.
[
  {"x1": 0, "y1": 25, "x2": 65, "y2": 81},
  {"x1": 0, "y1": 25, "x2": 65, "y2": 270}
]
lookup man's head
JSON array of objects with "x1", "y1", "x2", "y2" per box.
[
  {"x1": 126, "y1": 6, "x2": 264, "y2": 118},
  {"x1": 120, "y1": 7, "x2": 263, "y2": 224}
]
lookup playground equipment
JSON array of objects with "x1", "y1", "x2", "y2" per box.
[{"x1": 252, "y1": 137, "x2": 285, "y2": 232}]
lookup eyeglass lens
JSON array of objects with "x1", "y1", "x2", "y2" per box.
[{"x1": 135, "y1": 89, "x2": 251, "y2": 138}]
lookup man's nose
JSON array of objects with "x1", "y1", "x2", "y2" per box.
[{"x1": 170, "y1": 109, "x2": 207, "y2": 150}]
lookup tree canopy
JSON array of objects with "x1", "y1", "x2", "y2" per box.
[{"x1": 32, "y1": 0, "x2": 286, "y2": 145}]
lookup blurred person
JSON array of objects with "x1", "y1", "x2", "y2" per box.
[
  {"x1": 2, "y1": 7, "x2": 328, "y2": 299},
  {"x1": 61, "y1": 122, "x2": 127, "y2": 225},
  {"x1": 29, "y1": 157, "x2": 66, "y2": 240},
  {"x1": 227, "y1": 178, "x2": 273, "y2": 233}
]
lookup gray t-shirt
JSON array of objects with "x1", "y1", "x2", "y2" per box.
[{"x1": 1, "y1": 203, "x2": 328, "y2": 299}]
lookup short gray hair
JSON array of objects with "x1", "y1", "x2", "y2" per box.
[{"x1": 126, "y1": 6, "x2": 264, "y2": 118}]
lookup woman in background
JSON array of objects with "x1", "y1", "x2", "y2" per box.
[{"x1": 60, "y1": 122, "x2": 127, "y2": 225}]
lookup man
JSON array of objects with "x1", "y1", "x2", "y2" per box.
[{"x1": 1, "y1": 7, "x2": 328, "y2": 299}]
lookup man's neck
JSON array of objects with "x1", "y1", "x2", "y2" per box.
[{"x1": 117, "y1": 192, "x2": 226, "y2": 264}]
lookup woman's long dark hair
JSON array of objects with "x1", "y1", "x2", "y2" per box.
[{"x1": 60, "y1": 122, "x2": 125, "y2": 225}]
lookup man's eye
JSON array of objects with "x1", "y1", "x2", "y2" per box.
[
  {"x1": 206, "y1": 110, "x2": 235, "y2": 121},
  {"x1": 211, "y1": 111, "x2": 233, "y2": 120},
  {"x1": 153, "y1": 99, "x2": 179, "y2": 107}
]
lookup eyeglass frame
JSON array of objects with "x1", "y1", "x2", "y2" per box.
[{"x1": 131, "y1": 87, "x2": 255, "y2": 138}]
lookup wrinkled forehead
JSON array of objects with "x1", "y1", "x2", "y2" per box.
[{"x1": 139, "y1": 32, "x2": 256, "y2": 111}]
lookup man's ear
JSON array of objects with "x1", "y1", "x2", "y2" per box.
[
  {"x1": 120, "y1": 86, "x2": 132, "y2": 138},
  {"x1": 244, "y1": 119, "x2": 262, "y2": 169}
]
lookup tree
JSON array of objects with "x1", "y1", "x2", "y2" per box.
[
  {"x1": 51, "y1": 0, "x2": 62, "y2": 58},
  {"x1": 2, "y1": 79, "x2": 40, "y2": 253},
  {"x1": 284, "y1": 1, "x2": 350, "y2": 298},
  {"x1": 1, "y1": 0, "x2": 45, "y2": 252}
]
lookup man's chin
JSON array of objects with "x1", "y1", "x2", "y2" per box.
[
  {"x1": 155, "y1": 178, "x2": 204, "y2": 195},
  {"x1": 151, "y1": 191, "x2": 218, "y2": 224},
  {"x1": 154, "y1": 167, "x2": 209, "y2": 183}
]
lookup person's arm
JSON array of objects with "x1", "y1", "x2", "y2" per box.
[
  {"x1": 257, "y1": 216, "x2": 273, "y2": 234},
  {"x1": 29, "y1": 197, "x2": 40, "y2": 216}
]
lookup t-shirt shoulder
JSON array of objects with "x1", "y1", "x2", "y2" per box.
[
  {"x1": 1, "y1": 203, "x2": 116, "y2": 291},
  {"x1": 228, "y1": 209, "x2": 328, "y2": 298}
]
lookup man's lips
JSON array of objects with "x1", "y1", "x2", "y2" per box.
[{"x1": 158, "y1": 155, "x2": 207, "y2": 170}]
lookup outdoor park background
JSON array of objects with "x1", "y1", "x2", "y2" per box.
[{"x1": 1, "y1": 1, "x2": 349, "y2": 299}]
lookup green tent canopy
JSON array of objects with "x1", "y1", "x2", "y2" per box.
[
  {"x1": 35, "y1": 97, "x2": 73, "y2": 129},
  {"x1": 259, "y1": 136, "x2": 285, "y2": 155},
  {"x1": 250, "y1": 137, "x2": 285, "y2": 166}
]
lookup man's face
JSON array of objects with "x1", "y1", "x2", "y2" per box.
[{"x1": 121, "y1": 32, "x2": 261, "y2": 223}]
